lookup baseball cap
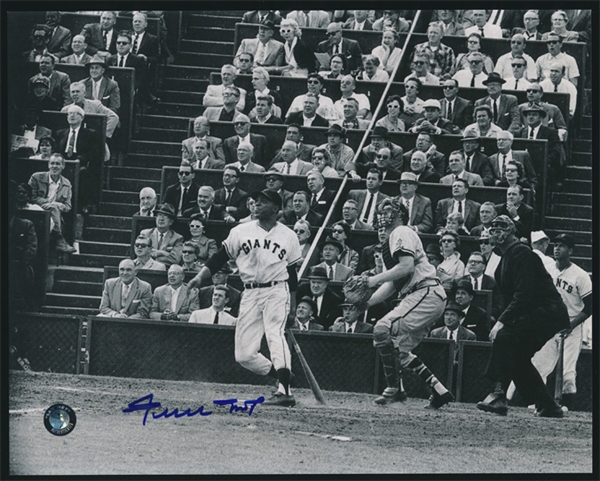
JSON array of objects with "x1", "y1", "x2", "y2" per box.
[
  {"x1": 530, "y1": 230, "x2": 549, "y2": 243},
  {"x1": 554, "y1": 233, "x2": 574, "y2": 249},
  {"x1": 251, "y1": 189, "x2": 282, "y2": 206}
]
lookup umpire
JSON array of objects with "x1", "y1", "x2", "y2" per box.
[{"x1": 477, "y1": 216, "x2": 569, "y2": 418}]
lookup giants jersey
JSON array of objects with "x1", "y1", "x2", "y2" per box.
[
  {"x1": 388, "y1": 225, "x2": 438, "y2": 297},
  {"x1": 547, "y1": 262, "x2": 592, "y2": 320},
  {"x1": 223, "y1": 221, "x2": 302, "y2": 284}
]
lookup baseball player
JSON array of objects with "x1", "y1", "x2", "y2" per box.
[
  {"x1": 189, "y1": 189, "x2": 301, "y2": 407},
  {"x1": 364, "y1": 198, "x2": 454, "y2": 409}
]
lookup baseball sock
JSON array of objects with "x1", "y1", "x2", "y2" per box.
[
  {"x1": 407, "y1": 357, "x2": 448, "y2": 395},
  {"x1": 378, "y1": 346, "x2": 399, "y2": 390},
  {"x1": 276, "y1": 368, "x2": 292, "y2": 396}
]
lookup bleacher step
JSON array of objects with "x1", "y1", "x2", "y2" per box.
[
  {"x1": 69, "y1": 253, "x2": 124, "y2": 268},
  {"x1": 160, "y1": 78, "x2": 209, "y2": 92},
  {"x1": 86, "y1": 215, "x2": 132, "y2": 230},
  {"x1": 97, "y1": 201, "x2": 139, "y2": 217},
  {"x1": 552, "y1": 192, "x2": 592, "y2": 206},
  {"x1": 153, "y1": 101, "x2": 204, "y2": 118},
  {"x1": 110, "y1": 177, "x2": 162, "y2": 192},
  {"x1": 102, "y1": 190, "x2": 140, "y2": 205},
  {"x1": 562, "y1": 179, "x2": 592, "y2": 194},
  {"x1": 572, "y1": 139, "x2": 591, "y2": 152},
  {"x1": 126, "y1": 153, "x2": 182, "y2": 168},
  {"x1": 184, "y1": 26, "x2": 236, "y2": 42},
  {"x1": 53, "y1": 266, "x2": 104, "y2": 283},
  {"x1": 186, "y1": 14, "x2": 241, "y2": 28},
  {"x1": 570, "y1": 151, "x2": 591, "y2": 167},
  {"x1": 544, "y1": 229, "x2": 592, "y2": 245},
  {"x1": 565, "y1": 165, "x2": 592, "y2": 180},
  {"x1": 178, "y1": 52, "x2": 234, "y2": 68},
  {"x1": 551, "y1": 204, "x2": 591, "y2": 218},
  {"x1": 53, "y1": 280, "x2": 102, "y2": 296},
  {"x1": 78, "y1": 240, "x2": 130, "y2": 257},
  {"x1": 140, "y1": 114, "x2": 191, "y2": 130},
  {"x1": 180, "y1": 39, "x2": 234, "y2": 55},
  {"x1": 156, "y1": 89, "x2": 205, "y2": 104},
  {"x1": 39, "y1": 306, "x2": 99, "y2": 316},
  {"x1": 130, "y1": 140, "x2": 182, "y2": 156},
  {"x1": 544, "y1": 217, "x2": 592, "y2": 231},
  {"x1": 137, "y1": 127, "x2": 187, "y2": 143},
  {"x1": 85, "y1": 228, "x2": 132, "y2": 244},
  {"x1": 107, "y1": 166, "x2": 163, "y2": 181},
  {"x1": 45, "y1": 293, "x2": 101, "y2": 309},
  {"x1": 164, "y1": 64, "x2": 216, "y2": 80}
]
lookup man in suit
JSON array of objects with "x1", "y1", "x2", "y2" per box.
[
  {"x1": 82, "y1": 56, "x2": 121, "y2": 114},
  {"x1": 270, "y1": 141, "x2": 313, "y2": 176},
  {"x1": 269, "y1": 124, "x2": 316, "y2": 166},
  {"x1": 495, "y1": 185, "x2": 534, "y2": 242},
  {"x1": 288, "y1": 10, "x2": 331, "y2": 28},
  {"x1": 474, "y1": 72, "x2": 521, "y2": 135},
  {"x1": 435, "y1": 178, "x2": 481, "y2": 233},
  {"x1": 182, "y1": 116, "x2": 225, "y2": 164},
  {"x1": 348, "y1": 168, "x2": 389, "y2": 229},
  {"x1": 410, "y1": 99, "x2": 461, "y2": 136},
  {"x1": 45, "y1": 11, "x2": 72, "y2": 59},
  {"x1": 236, "y1": 20, "x2": 284, "y2": 73},
  {"x1": 291, "y1": 297, "x2": 325, "y2": 331},
  {"x1": 281, "y1": 191, "x2": 323, "y2": 227},
  {"x1": 203, "y1": 86, "x2": 242, "y2": 122},
  {"x1": 332, "y1": 98, "x2": 370, "y2": 130},
  {"x1": 461, "y1": 251, "x2": 503, "y2": 322},
  {"x1": 440, "y1": 78, "x2": 473, "y2": 130},
  {"x1": 215, "y1": 166, "x2": 249, "y2": 221},
  {"x1": 396, "y1": 172, "x2": 433, "y2": 233},
  {"x1": 13, "y1": 107, "x2": 52, "y2": 147},
  {"x1": 250, "y1": 95, "x2": 283, "y2": 124},
  {"x1": 429, "y1": 301, "x2": 477, "y2": 355},
  {"x1": 357, "y1": 228, "x2": 388, "y2": 274},
  {"x1": 440, "y1": 150, "x2": 484, "y2": 186},
  {"x1": 223, "y1": 114, "x2": 268, "y2": 167},
  {"x1": 357, "y1": 126, "x2": 404, "y2": 176},
  {"x1": 60, "y1": 35, "x2": 92, "y2": 65},
  {"x1": 189, "y1": 285, "x2": 237, "y2": 325},
  {"x1": 489, "y1": 130, "x2": 537, "y2": 191},
  {"x1": 341, "y1": 200, "x2": 370, "y2": 231},
  {"x1": 453, "y1": 279, "x2": 489, "y2": 342},
  {"x1": 140, "y1": 203, "x2": 184, "y2": 268},
  {"x1": 286, "y1": 93, "x2": 330, "y2": 128},
  {"x1": 106, "y1": 32, "x2": 148, "y2": 93},
  {"x1": 296, "y1": 266, "x2": 342, "y2": 330},
  {"x1": 242, "y1": 10, "x2": 282, "y2": 25},
  {"x1": 182, "y1": 186, "x2": 236, "y2": 223},
  {"x1": 402, "y1": 132, "x2": 446, "y2": 178},
  {"x1": 459, "y1": 132, "x2": 494, "y2": 186},
  {"x1": 150, "y1": 265, "x2": 199, "y2": 322},
  {"x1": 518, "y1": 83, "x2": 567, "y2": 140},
  {"x1": 317, "y1": 22, "x2": 363, "y2": 75},
  {"x1": 343, "y1": 10, "x2": 373, "y2": 30},
  {"x1": 565, "y1": 9, "x2": 591, "y2": 44},
  {"x1": 404, "y1": 151, "x2": 440, "y2": 183},
  {"x1": 329, "y1": 303, "x2": 374, "y2": 333},
  {"x1": 29, "y1": 54, "x2": 71, "y2": 108},
  {"x1": 130, "y1": 12, "x2": 161, "y2": 104},
  {"x1": 62, "y1": 81, "x2": 119, "y2": 139},
  {"x1": 263, "y1": 172, "x2": 293, "y2": 213},
  {"x1": 306, "y1": 170, "x2": 335, "y2": 217},
  {"x1": 132, "y1": 235, "x2": 166, "y2": 271},
  {"x1": 316, "y1": 236, "x2": 353, "y2": 282},
  {"x1": 198, "y1": 265, "x2": 241, "y2": 317},
  {"x1": 163, "y1": 162, "x2": 201, "y2": 218},
  {"x1": 228, "y1": 142, "x2": 265, "y2": 173},
  {"x1": 81, "y1": 11, "x2": 118, "y2": 56},
  {"x1": 469, "y1": 202, "x2": 497, "y2": 238},
  {"x1": 98, "y1": 259, "x2": 152, "y2": 318},
  {"x1": 203, "y1": 64, "x2": 247, "y2": 111},
  {"x1": 135, "y1": 187, "x2": 156, "y2": 217},
  {"x1": 23, "y1": 25, "x2": 58, "y2": 63}
]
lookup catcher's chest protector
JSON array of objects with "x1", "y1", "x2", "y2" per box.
[{"x1": 381, "y1": 241, "x2": 405, "y2": 293}]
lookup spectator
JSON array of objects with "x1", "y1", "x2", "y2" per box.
[
  {"x1": 331, "y1": 220, "x2": 359, "y2": 272},
  {"x1": 140, "y1": 203, "x2": 184, "y2": 268},
  {"x1": 187, "y1": 214, "x2": 218, "y2": 266},
  {"x1": 245, "y1": 67, "x2": 282, "y2": 116},
  {"x1": 530, "y1": 230, "x2": 555, "y2": 271},
  {"x1": 439, "y1": 78, "x2": 474, "y2": 130},
  {"x1": 180, "y1": 241, "x2": 202, "y2": 273},
  {"x1": 12, "y1": 108, "x2": 52, "y2": 158},
  {"x1": 276, "y1": 19, "x2": 317, "y2": 77},
  {"x1": 536, "y1": 34, "x2": 580, "y2": 87},
  {"x1": 182, "y1": 116, "x2": 225, "y2": 164},
  {"x1": 130, "y1": 12, "x2": 160, "y2": 105},
  {"x1": 106, "y1": 32, "x2": 148, "y2": 99},
  {"x1": 215, "y1": 166, "x2": 249, "y2": 220},
  {"x1": 317, "y1": 125, "x2": 359, "y2": 178},
  {"x1": 29, "y1": 135, "x2": 55, "y2": 160},
  {"x1": 29, "y1": 54, "x2": 71, "y2": 107},
  {"x1": 132, "y1": 235, "x2": 166, "y2": 271},
  {"x1": 149, "y1": 264, "x2": 199, "y2": 322},
  {"x1": 435, "y1": 178, "x2": 481, "y2": 233},
  {"x1": 444, "y1": 212, "x2": 470, "y2": 236},
  {"x1": 402, "y1": 132, "x2": 446, "y2": 177},
  {"x1": 451, "y1": 33, "x2": 495, "y2": 76},
  {"x1": 364, "y1": 148, "x2": 400, "y2": 182},
  {"x1": 340, "y1": 200, "x2": 369, "y2": 231},
  {"x1": 519, "y1": 10, "x2": 542, "y2": 41},
  {"x1": 474, "y1": 72, "x2": 521, "y2": 134},
  {"x1": 348, "y1": 168, "x2": 389, "y2": 229},
  {"x1": 281, "y1": 191, "x2": 323, "y2": 226},
  {"x1": 250, "y1": 95, "x2": 283, "y2": 125},
  {"x1": 539, "y1": 61, "x2": 578, "y2": 118},
  {"x1": 98, "y1": 259, "x2": 152, "y2": 318},
  {"x1": 495, "y1": 185, "x2": 534, "y2": 241},
  {"x1": 375, "y1": 95, "x2": 406, "y2": 133},
  {"x1": 343, "y1": 10, "x2": 373, "y2": 30},
  {"x1": 228, "y1": 142, "x2": 265, "y2": 173},
  {"x1": 45, "y1": 11, "x2": 72, "y2": 59},
  {"x1": 182, "y1": 186, "x2": 235, "y2": 222},
  {"x1": 286, "y1": 92, "x2": 329, "y2": 127},
  {"x1": 356, "y1": 228, "x2": 387, "y2": 274},
  {"x1": 464, "y1": 104, "x2": 502, "y2": 138},
  {"x1": 135, "y1": 187, "x2": 157, "y2": 216},
  {"x1": 60, "y1": 35, "x2": 91, "y2": 64},
  {"x1": 203, "y1": 86, "x2": 242, "y2": 122},
  {"x1": 241, "y1": 10, "x2": 282, "y2": 25},
  {"x1": 357, "y1": 126, "x2": 404, "y2": 174},
  {"x1": 373, "y1": 10, "x2": 410, "y2": 33},
  {"x1": 404, "y1": 49, "x2": 440, "y2": 86},
  {"x1": 223, "y1": 114, "x2": 268, "y2": 167},
  {"x1": 371, "y1": 29, "x2": 402, "y2": 78},
  {"x1": 452, "y1": 281, "x2": 488, "y2": 341},
  {"x1": 461, "y1": 251, "x2": 503, "y2": 321},
  {"x1": 269, "y1": 124, "x2": 316, "y2": 166},
  {"x1": 296, "y1": 266, "x2": 342, "y2": 330},
  {"x1": 396, "y1": 172, "x2": 433, "y2": 233},
  {"x1": 81, "y1": 11, "x2": 118, "y2": 56},
  {"x1": 287, "y1": 10, "x2": 331, "y2": 28},
  {"x1": 291, "y1": 297, "x2": 324, "y2": 331},
  {"x1": 304, "y1": 172, "x2": 334, "y2": 214},
  {"x1": 413, "y1": 23, "x2": 455, "y2": 77},
  {"x1": 503, "y1": 55, "x2": 533, "y2": 91},
  {"x1": 452, "y1": 50, "x2": 489, "y2": 88},
  {"x1": 264, "y1": 172, "x2": 294, "y2": 213},
  {"x1": 430, "y1": 10, "x2": 465, "y2": 36},
  {"x1": 497, "y1": 161, "x2": 531, "y2": 190},
  {"x1": 358, "y1": 54, "x2": 390, "y2": 83},
  {"x1": 470, "y1": 202, "x2": 498, "y2": 237},
  {"x1": 319, "y1": 53, "x2": 346, "y2": 80},
  {"x1": 270, "y1": 141, "x2": 313, "y2": 175},
  {"x1": 189, "y1": 139, "x2": 225, "y2": 170},
  {"x1": 398, "y1": 78, "x2": 424, "y2": 130},
  {"x1": 203, "y1": 64, "x2": 247, "y2": 111},
  {"x1": 189, "y1": 285, "x2": 237, "y2": 326},
  {"x1": 235, "y1": 19, "x2": 284, "y2": 73},
  {"x1": 429, "y1": 302, "x2": 476, "y2": 357},
  {"x1": 163, "y1": 162, "x2": 200, "y2": 217},
  {"x1": 489, "y1": 130, "x2": 537, "y2": 190},
  {"x1": 425, "y1": 243, "x2": 443, "y2": 268},
  {"x1": 198, "y1": 264, "x2": 241, "y2": 317},
  {"x1": 239, "y1": 197, "x2": 257, "y2": 223},
  {"x1": 405, "y1": 150, "x2": 440, "y2": 183},
  {"x1": 542, "y1": 10, "x2": 578, "y2": 43},
  {"x1": 494, "y1": 34, "x2": 536, "y2": 81},
  {"x1": 286, "y1": 74, "x2": 337, "y2": 122},
  {"x1": 316, "y1": 236, "x2": 352, "y2": 282},
  {"x1": 235, "y1": 52, "x2": 254, "y2": 75},
  {"x1": 293, "y1": 219, "x2": 314, "y2": 268},
  {"x1": 317, "y1": 23, "x2": 363, "y2": 75},
  {"x1": 82, "y1": 56, "x2": 120, "y2": 114},
  {"x1": 329, "y1": 303, "x2": 374, "y2": 333},
  {"x1": 518, "y1": 83, "x2": 568, "y2": 140},
  {"x1": 464, "y1": 9, "x2": 503, "y2": 38},
  {"x1": 311, "y1": 148, "x2": 339, "y2": 178},
  {"x1": 334, "y1": 75, "x2": 371, "y2": 119},
  {"x1": 440, "y1": 150, "x2": 484, "y2": 186},
  {"x1": 26, "y1": 74, "x2": 61, "y2": 111},
  {"x1": 28, "y1": 153, "x2": 75, "y2": 253},
  {"x1": 23, "y1": 24, "x2": 57, "y2": 63},
  {"x1": 332, "y1": 98, "x2": 370, "y2": 130},
  {"x1": 436, "y1": 230, "x2": 465, "y2": 290},
  {"x1": 477, "y1": 231, "x2": 500, "y2": 278},
  {"x1": 564, "y1": 9, "x2": 591, "y2": 44},
  {"x1": 409, "y1": 98, "x2": 461, "y2": 135},
  {"x1": 459, "y1": 132, "x2": 494, "y2": 185}
]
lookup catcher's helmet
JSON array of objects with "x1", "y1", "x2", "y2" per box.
[
  {"x1": 376, "y1": 197, "x2": 409, "y2": 229},
  {"x1": 489, "y1": 214, "x2": 516, "y2": 244}
]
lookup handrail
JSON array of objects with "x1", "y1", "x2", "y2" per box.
[{"x1": 298, "y1": 10, "x2": 422, "y2": 279}]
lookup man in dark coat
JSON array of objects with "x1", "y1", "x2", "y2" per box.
[
  {"x1": 476, "y1": 216, "x2": 569, "y2": 417},
  {"x1": 296, "y1": 266, "x2": 342, "y2": 330},
  {"x1": 317, "y1": 22, "x2": 363, "y2": 75},
  {"x1": 198, "y1": 264, "x2": 241, "y2": 317},
  {"x1": 162, "y1": 162, "x2": 201, "y2": 218}
]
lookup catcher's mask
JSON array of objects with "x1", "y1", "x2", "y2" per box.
[
  {"x1": 489, "y1": 214, "x2": 516, "y2": 245},
  {"x1": 376, "y1": 197, "x2": 408, "y2": 229}
]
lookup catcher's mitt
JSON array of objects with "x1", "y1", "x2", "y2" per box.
[{"x1": 343, "y1": 274, "x2": 376, "y2": 310}]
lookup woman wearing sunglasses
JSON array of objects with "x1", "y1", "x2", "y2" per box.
[
  {"x1": 375, "y1": 94, "x2": 406, "y2": 132},
  {"x1": 436, "y1": 229, "x2": 465, "y2": 290},
  {"x1": 276, "y1": 18, "x2": 316, "y2": 77},
  {"x1": 187, "y1": 214, "x2": 218, "y2": 266},
  {"x1": 451, "y1": 32, "x2": 494, "y2": 76},
  {"x1": 293, "y1": 219, "x2": 314, "y2": 269},
  {"x1": 330, "y1": 221, "x2": 358, "y2": 273}
]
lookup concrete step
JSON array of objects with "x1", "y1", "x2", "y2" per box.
[
  {"x1": 186, "y1": 14, "x2": 241, "y2": 29},
  {"x1": 581, "y1": 115, "x2": 591, "y2": 128},
  {"x1": 102, "y1": 190, "x2": 140, "y2": 205},
  {"x1": 160, "y1": 77, "x2": 209, "y2": 92},
  {"x1": 178, "y1": 51, "x2": 234, "y2": 68},
  {"x1": 544, "y1": 229, "x2": 591, "y2": 245},
  {"x1": 53, "y1": 266, "x2": 104, "y2": 283},
  {"x1": 86, "y1": 215, "x2": 132, "y2": 230},
  {"x1": 570, "y1": 151, "x2": 591, "y2": 167},
  {"x1": 85, "y1": 228, "x2": 132, "y2": 244},
  {"x1": 164, "y1": 64, "x2": 215, "y2": 80},
  {"x1": 130, "y1": 140, "x2": 182, "y2": 156},
  {"x1": 180, "y1": 39, "x2": 234, "y2": 55},
  {"x1": 78, "y1": 240, "x2": 130, "y2": 257},
  {"x1": 140, "y1": 114, "x2": 191, "y2": 131},
  {"x1": 126, "y1": 153, "x2": 182, "y2": 168},
  {"x1": 184, "y1": 26, "x2": 235, "y2": 42},
  {"x1": 110, "y1": 177, "x2": 162, "y2": 192},
  {"x1": 563, "y1": 179, "x2": 591, "y2": 194},
  {"x1": 137, "y1": 127, "x2": 187, "y2": 143},
  {"x1": 156, "y1": 89, "x2": 204, "y2": 104},
  {"x1": 107, "y1": 166, "x2": 163, "y2": 181},
  {"x1": 53, "y1": 280, "x2": 102, "y2": 296},
  {"x1": 552, "y1": 192, "x2": 592, "y2": 206},
  {"x1": 572, "y1": 139, "x2": 591, "y2": 152},
  {"x1": 39, "y1": 305, "x2": 99, "y2": 317},
  {"x1": 69, "y1": 253, "x2": 124, "y2": 268},
  {"x1": 565, "y1": 165, "x2": 592, "y2": 180},
  {"x1": 152, "y1": 101, "x2": 204, "y2": 118},
  {"x1": 97, "y1": 201, "x2": 139, "y2": 217},
  {"x1": 544, "y1": 216, "x2": 592, "y2": 232},
  {"x1": 45, "y1": 292, "x2": 101, "y2": 309},
  {"x1": 551, "y1": 204, "x2": 591, "y2": 218}
]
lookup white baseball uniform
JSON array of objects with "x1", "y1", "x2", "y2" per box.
[
  {"x1": 531, "y1": 261, "x2": 592, "y2": 394},
  {"x1": 223, "y1": 220, "x2": 302, "y2": 375}
]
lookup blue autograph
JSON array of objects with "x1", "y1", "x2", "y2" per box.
[{"x1": 122, "y1": 393, "x2": 265, "y2": 426}]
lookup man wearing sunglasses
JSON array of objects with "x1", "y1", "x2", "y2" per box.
[
  {"x1": 517, "y1": 83, "x2": 568, "y2": 139},
  {"x1": 132, "y1": 235, "x2": 166, "y2": 271},
  {"x1": 317, "y1": 22, "x2": 363, "y2": 75},
  {"x1": 451, "y1": 51, "x2": 488, "y2": 88},
  {"x1": 235, "y1": 19, "x2": 284, "y2": 72},
  {"x1": 503, "y1": 56, "x2": 533, "y2": 91},
  {"x1": 439, "y1": 78, "x2": 473, "y2": 130},
  {"x1": 106, "y1": 32, "x2": 147, "y2": 92},
  {"x1": 535, "y1": 33, "x2": 580, "y2": 87},
  {"x1": 494, "y1": 34, "x2": 536, "y2": 82},
  {"x1": 222, "y1": 113, "x2": 268, "y2": 167},
  {"x1": 285, "y1": 74, "x2": 337, "y2": 122},
  {"x1": 163, "y1": 162, "x2": 200, "y2": 218}
]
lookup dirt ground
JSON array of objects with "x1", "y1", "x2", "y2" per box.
[{"x1": 8, "y1": 370, "x2": 593, "y2": 476}]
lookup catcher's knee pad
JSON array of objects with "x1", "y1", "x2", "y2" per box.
[
  {"x1": 397, "y1": 351, "x2": 415, "y2": 368},
  {"x1": 373, "y1": 323, "x2": 392, "y2": 348}
]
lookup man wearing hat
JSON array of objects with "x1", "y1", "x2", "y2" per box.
[
  {"x1": 396, "y1": 172, "x2": 433, "y2": 233},
  {"x1": 474, "y1": 72, "x2": 521, "y2": 134},
  {"x1": 476, "y1": 215, "x2": 569, "y2": 417},
  {"x1": 329, "y1": 303, "x2": 374, "y2": 333},
  {"x1": 297, "y1": 266, "x2": 343, "y2": 330},
  {"x1": 82, "y1": 55, "x2": 121, "y2": 113},
  {"x1": 530, "y1": 230, "x2": 555, "y2": 272},
  {"x1": 29, "y1": 53, "x2": 72, "y2": 108},
  {"x1": 198, "y1": 264, "x2": 241, "y2": 317},
  {"x1": 440, "y1": 78, "x2": 473, "y2": 131},
  {"x1": 357, "y1": 126, "x2": 403, "y2": 175},
  {"x1": 452, "y1": 51, "x2": 488, "y2": 88},
  {"x1": 236, "y1": 19, "x2": 284, "y2": 72},
  {"x1": 316, "y1": 236, "x2": 353, "y2": 283},
  {"x1": 189, "y1": 189, "x2": 302, "y2": 407},
  {"x1": 425, "y1": 243, "x2": 443, "y2": 268},
  {"x1": 409, "y1": 98, "x2": 461, "y2": 135},
  {"x1": 291, "y1": 297, "x2": 324, "y2": 331},
  {"x1": 440, "y1": 150, "x2": 484, "y2": 186},
  {"x1": 452, "y1": 279, "x2": 489, "y2": 341},
  {"x1": 27, "y1": 74, "x2": 61, "y2": 111},
  {"x1": 459, "y1": 132, "x2": 494, "y2": 185},
  {"x1": 518, "y1": 83, "x2": 568, "y2": 138},
  {"x1": 318, "y1": 124, "x2": 359, "y2": 179},
  {"x1": 140, "y1": 203, "x2": 184, "y2": 268},
  {"x1": 429, "y1": 301, "x2": 476, "y2": 346},
  {"x1": 263, "y1": 171, "x2": 293, "y2": 213},
  {"x1": 269, "y1": 141, "x2": 314, "y2": 176},
  {"x1": 60, "y1": 35, "x2": 92, "y2": 65}
]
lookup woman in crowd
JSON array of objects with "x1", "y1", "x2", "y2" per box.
[
  {"x1": 29, "y1": 135, "x2": 55, "y2": 160},
  {"x1": 451, "y1": 33, "x2": 494, "y2": 75},
  {"x1": 436, "y1": 229, "x2": 465, "y2": 290},
  {"x1": 357, "y1": 55, "x2": 389, "y2": 82},
  {"x1": 319, "y1": 54, "x2": 345, "y2": 80},
  {"x1": 542, "y1": 10, "x2": 578, "y2": 42},
  {"x1": 330, "y1": 221, "x2": 358, "y2": 273},
  {"x1": 180, "y1": 241, "x2": 201, "y2": 273},
  {"x1": 294, "y1": 219, "x2": 314, "y2": 269},
  {"x1": 371, "y1": 28, "x2": 402, "y2": 77},
  {"x1": 444, "y1": 212, "x2": 470, "y2": 236},
  {"x1": 497, "y1": 161, "x2": 531, "y2": 190},
  {"x1": 375, "y1": 94, "x2": 406, "y2": 132},
  {"x1": 187, "y1": 214, "x2": 217, "y2": 265},
  {"x1": 277, "y1": 18, "x2": 316, "y2": 77},
  {"x1": 399, "y1": 77, "x2": 424, "y2": 130},
  {"x1": 244, "y1": 67, "x2": 282, "y2": 117},
  {"x1": 311, "y1": 148, "x2": 339, "y2": 177},
  {"x1": 239, "y1": 196, "x2": 257, "y2": 223}
]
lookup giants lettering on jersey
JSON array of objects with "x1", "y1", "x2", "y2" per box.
[
  {"x1": 556, "y1": 278, "x2": 574, "y2": 294},
  {"x1": 240, "y1": 238, "x2": 287, "y2": 260}
]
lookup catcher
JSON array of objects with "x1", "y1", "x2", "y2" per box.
[{"x1": 347, "y1": 198, "x2": 453, "y2": 409}]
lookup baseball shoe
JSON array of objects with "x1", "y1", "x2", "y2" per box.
[
  {"x1": 374, "y1": 387, "x2": 408, "y2": 405},
  {"x1": 476, "y1": 392, "x2": 508, "y2": 415},
  {"x1": 263, "y1": 392, "x2": 296, "y2": 407},
  {"x1": 270, "y1": 372, "x2": 295, "y2": 395},
  {"x1": 426, "y1": 390, "x2": 454, "y2": 410},
  {"x1": 536, "y1": 405, "x2": 564, "y2": 418}
]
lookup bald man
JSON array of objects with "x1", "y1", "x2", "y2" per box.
[
  {"x1": 270, "y1": 141, "x2": 314, "y2": 175},
  {"x1": 98, "y1": 259, "x2": 152, "y2": 318}
]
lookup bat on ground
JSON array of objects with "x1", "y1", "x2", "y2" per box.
[
  {"x1": 287, "y1": 329, "x2": 326, "y2": 405},
  {"x1": 554, "y1": 333, "x2": 565, "y2": 405}
]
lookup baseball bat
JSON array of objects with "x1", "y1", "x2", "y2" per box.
[
  {"x1": 287, "y1": 329, "x2": 326, "y2": 405},
  {"x1": 554, "y1": 333, "x2": 565, "y2": 405}
]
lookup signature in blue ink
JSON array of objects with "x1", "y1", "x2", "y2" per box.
[{"x1": 122, "y1": 394, "x2": 265, "y2": 426}]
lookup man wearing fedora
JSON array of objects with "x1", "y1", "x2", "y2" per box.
[
  {"x1": 236, "y1": 20, "x2": 284, "y2": 72},
  {"x1": 316, "y1": 236, "x2": 353, "y2": 282},
  {"x1": 396, "y1": 172, "x2": 433, "y2": 234},
  {"x1": 459, "y1": 132, "x2": 494, "y2": 186},
  {"x1": 82, "y1": 55, "x2": 121, "y2": 114},
  {"x1": 429, "y1": 301, "x2": 476, "y2": 347},
  {"x1": 330, "y1": 303, "x2": 374, "y2": 333},
  {"x1": 60, "y1": 35, "x2": 92, "y2": 65},
  {"x1": 409, "y1": 99, "x2": 461, "y2": 135},
  {"x1": 291, "y1": 297, "x2": 324, "y2": 331},
  {"x1": 452, "y1": 279, "x2": 489, "y2": 342},
  {"x1": 140, "y1": 203, "x2": 184, "y2": 268},
  {"x1": 296, "y1": 266, "x2": 343, "y2": 330},
  {"x1": 474, "y1": 72, "x2": 521, "y2": 134}
]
